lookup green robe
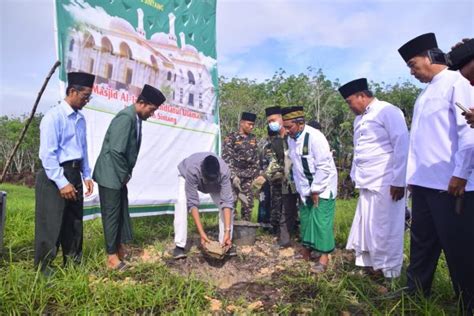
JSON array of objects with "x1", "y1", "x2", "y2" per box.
[
  {"x1": 93, "y1": 105, "x2": 141, "y2": 254},
  {"x1": 93, "y1": 105, "x2": 141, "y2": 190}
]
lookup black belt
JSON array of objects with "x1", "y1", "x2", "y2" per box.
[{"x1": 60, "y1": 160, "x2": 82, "y2": 169}]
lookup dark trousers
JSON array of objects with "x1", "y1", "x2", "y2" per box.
[
  {"x1": 407, "y1": 186, "x2": 474, "y2": 312},
  {"x1": 257, "y1": 181, "x2": 272, "y2": 224},
  {"x1": 98, "y1": 185, "x2": 133, "y2": 254},
  {"x1": 278, "y1": 193, "x2": 299, "y2": 246},
  {"x1": 34, "y1": 167, "x2": 83, "y2": 269}
]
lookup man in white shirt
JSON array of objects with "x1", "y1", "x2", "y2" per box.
[
  {"x1": 398, "y1": 33, "x2": 474, "y2": 312},
  {"x1": 339, "y1": 78, "x2": 409, "y2": 279},
  {"x1": 282, "y1": 106, "x2": 338, "y2": 273}
]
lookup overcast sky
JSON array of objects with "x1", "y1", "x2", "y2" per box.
[{"x1": 1, "y1": 0, "x2": 473, "y2": 117}]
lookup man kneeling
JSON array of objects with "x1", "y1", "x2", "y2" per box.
[{"x1": 173, "y1": 152, "x2": 236, "y2": 259}]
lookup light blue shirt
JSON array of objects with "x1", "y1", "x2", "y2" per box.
[{"x1": 39, "y1": 100, "x2": 91, "y2": 189}]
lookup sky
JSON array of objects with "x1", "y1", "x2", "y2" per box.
[{"x1": 0, "y1": 0, "x2": 473, "y2": 117}]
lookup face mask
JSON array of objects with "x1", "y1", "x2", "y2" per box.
[
  {"x1": 268, "y1": 121, "x2": 281, "y2": 132},
  {"x1": 293, "y1": 130, "x2": 303, "y2": 139}
]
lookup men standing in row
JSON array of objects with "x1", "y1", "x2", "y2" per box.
[
  {"x1": 93, "y1": 84, "x2": 165, "y2": 270},
  {"x1": 35, "y1": 72, "x2": 95, "y2": 275},
  {"x1": 283, "y1": 106, "x2": 338, "y2": 272},
  {"x1": 257, "y1": 106, "x2": 299, "y2": 247},
  {"x1": 222, "y1": 112, "x2": 260, "y2": 221},
  {"x1": 339, "y1": 78, "x2": 409, "y2": 279},
  {"x1": 172, "y1": 152, "x2": 235, "y2": 259},
  {"x1": 398, "y1": 33, "x2": 474, "y2": 312}
]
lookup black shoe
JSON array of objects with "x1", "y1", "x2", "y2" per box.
[
  {"x1": 41, "y1": 266, "x2": 56, "y2": 278},
  {"x1": 379, "y1": 287, "x2": 414, "y2": 300},
  {"x1": 278, "y1": 242, "x2": 291, "y2": 249},
  {"x1": 227, "y1": 245, "x2": 237, "y2": 257},
  {"x1": 172, "y1": 246, "x2": 187, "y2": 260}
]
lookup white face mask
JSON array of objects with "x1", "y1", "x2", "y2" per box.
[{"x1": 268, "y1": 121, "x2": 281, "y2": 132}]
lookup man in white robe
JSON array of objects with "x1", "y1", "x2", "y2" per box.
[{"x1": 339, "y1": 78, "x2": 409, "y2": 279}]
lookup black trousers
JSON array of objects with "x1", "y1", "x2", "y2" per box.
[
  {"x1": 278, "y1": 193, "x2": 299, "y2": 246},
  {"x1": 98, "y1": 185, "x2": 133, "y2": 255},
  {"x1": 34, "y1": 167, "x2": 83, "y2": 269},
  {"x1": 407, "y1": 185, "x2": 474, "y2": 312},
  {"x1": 257, "y1": 181, "x2": 271, "y2": 224}
]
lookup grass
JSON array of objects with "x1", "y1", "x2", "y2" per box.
[{"x1": 0, "y1": 183, "x2": 460, "y2": 314}]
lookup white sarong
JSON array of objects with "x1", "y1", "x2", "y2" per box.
[{"x1": 346, "y1": 186, "x2": 405, "y2": 278}]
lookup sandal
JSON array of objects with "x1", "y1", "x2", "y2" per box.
[
  {"x1": 310, "y1": 262, "x2": 328, "y2": 274},
  {"x1": 109, "y1": 261, "x2": 128, "y2": 271}
]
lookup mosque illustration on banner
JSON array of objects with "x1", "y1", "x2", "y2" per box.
[{"x1": 65, "y1": 7, "x2": 216, "y2": 120}]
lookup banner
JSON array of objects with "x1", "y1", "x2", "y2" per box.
[{"x1": 54, "y1": 0, "x2": 220, "y2": 218}]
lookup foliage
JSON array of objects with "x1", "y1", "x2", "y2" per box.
[
  {"x1": 219, "y1": 69, "x2": 421, "y2": 197},
  {"x1": 0, "y1": 114, "x2": 43, "y2": 175}
]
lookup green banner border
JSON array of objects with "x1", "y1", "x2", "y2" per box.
[{"x1": 84, "y1": 203, "x2": 217, "y2": 216}]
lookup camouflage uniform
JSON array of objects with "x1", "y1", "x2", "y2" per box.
[
  {"x1": 222, "y1": 131, "x2": 260, "y2": 221},
  {"x1": 261, "y1": 135, "x2": 299, "y2": 246}
]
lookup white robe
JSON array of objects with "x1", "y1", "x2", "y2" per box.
[
  {"x1": 347, "y1": 187, "x2": 405, "y2": 277},
  {"x1": 346, "y1": 98, "x2": 409, "y2": 278}
]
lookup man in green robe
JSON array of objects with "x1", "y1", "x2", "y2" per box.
[{"x1": 93, "y1": 84, "x2": 165, "y2": 270}]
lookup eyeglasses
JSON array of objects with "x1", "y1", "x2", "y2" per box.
[{"x1": 77, "y1": 91, "x2": 93, "y2": 102}]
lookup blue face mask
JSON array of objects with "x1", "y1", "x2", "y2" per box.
[
  {"x1": 293, "y1": 130, "x2": 303, "y2": 139},
  {"x1": 268, "y1": 121, "x2": 281, "y2": 132}
]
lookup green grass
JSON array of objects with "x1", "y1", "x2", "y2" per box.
[{"x1": 0, "y1": 183, "x2": 459, "y2": 314}]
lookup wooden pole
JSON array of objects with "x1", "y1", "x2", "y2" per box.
[{"x1": 0, "y1": 61, "x2": 61, "y2": 183}]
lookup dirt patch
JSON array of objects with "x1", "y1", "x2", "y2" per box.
[
  {"x1": 165, "y1": 235, "x2": 310, "y2": 289},
  {"x1": 161, "y1": 233, "x2": 357, "y2": 312},
  {"x1": 117, "y1": 232, "x2": 358, "y2": 312}
]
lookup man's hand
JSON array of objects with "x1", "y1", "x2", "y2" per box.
[
  {"x1": 84, "y1": 179, "x2": 94, "y2": 197},
  {"x1": 462, "y1": 110, "x2": 474, "y2": 128},
  {"x1": 200, "y1": 233, "x2": 210, "y2": 247},
  {"x1": 390, "y1": 186, "x2": 405, "y2": 201},
  {"x1": 251, "y1": 176, "x2": 266, "y2": 192},
  {"x1": 232, "y1": 176, "x2": 241, "y2": 190},
  {"x1": 452, "y1": 38, "x2": 471, "y2": 50},
  {"x1": 311, "y1": 192, "x2": 319, "y2": 208},
  {"x1": 60, "y1": 183, "x2": 77, "y2": 201},
  {"x1": 222, "y1": 231, "x2": 232, "y2": 250},
  {"x1": 448, "y1": 176, "x2": 467, "y2": 197}
]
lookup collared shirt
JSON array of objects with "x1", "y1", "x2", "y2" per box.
[
  {"x1": 39, "y1": 100, "x2": 91, "y2": 189},
  {"x1": 350, "y1": 98, "x2": 409, "y2": 189},
  {"x1": 287, "y1": 125, "x2": 338, "y2": 200},
  {"x1": 407, "y1": 68, "x2": 474, "y2": 191},
  {"x1": 177, "y1": 152, "x2": 234, "y2": 211}
]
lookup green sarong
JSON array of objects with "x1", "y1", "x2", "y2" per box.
[{"x1": 299, "y1": 197, "x2": 335, "y2": 253}]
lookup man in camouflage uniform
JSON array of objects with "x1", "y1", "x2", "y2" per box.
[
  {"x1": 222, "y1": 112, "x2": 259, "y2": 221},
  {"x1": 254, "y1": 106, "x2": 299, "y2": 247}
]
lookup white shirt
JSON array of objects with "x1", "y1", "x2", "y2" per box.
[
  {"x1": 287, "y1": 125, "x2": 338, "y2": 200},
  {"x1": 407, "y1": 68, "x2": 474, "y2": 191},
  {"x1": 350, "y1": 98, "x2": 409, "y2": 189}
]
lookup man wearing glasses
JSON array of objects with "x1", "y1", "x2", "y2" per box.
[{"x1": 34, "y1": 72, "x2": 95, "y2": 275}]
